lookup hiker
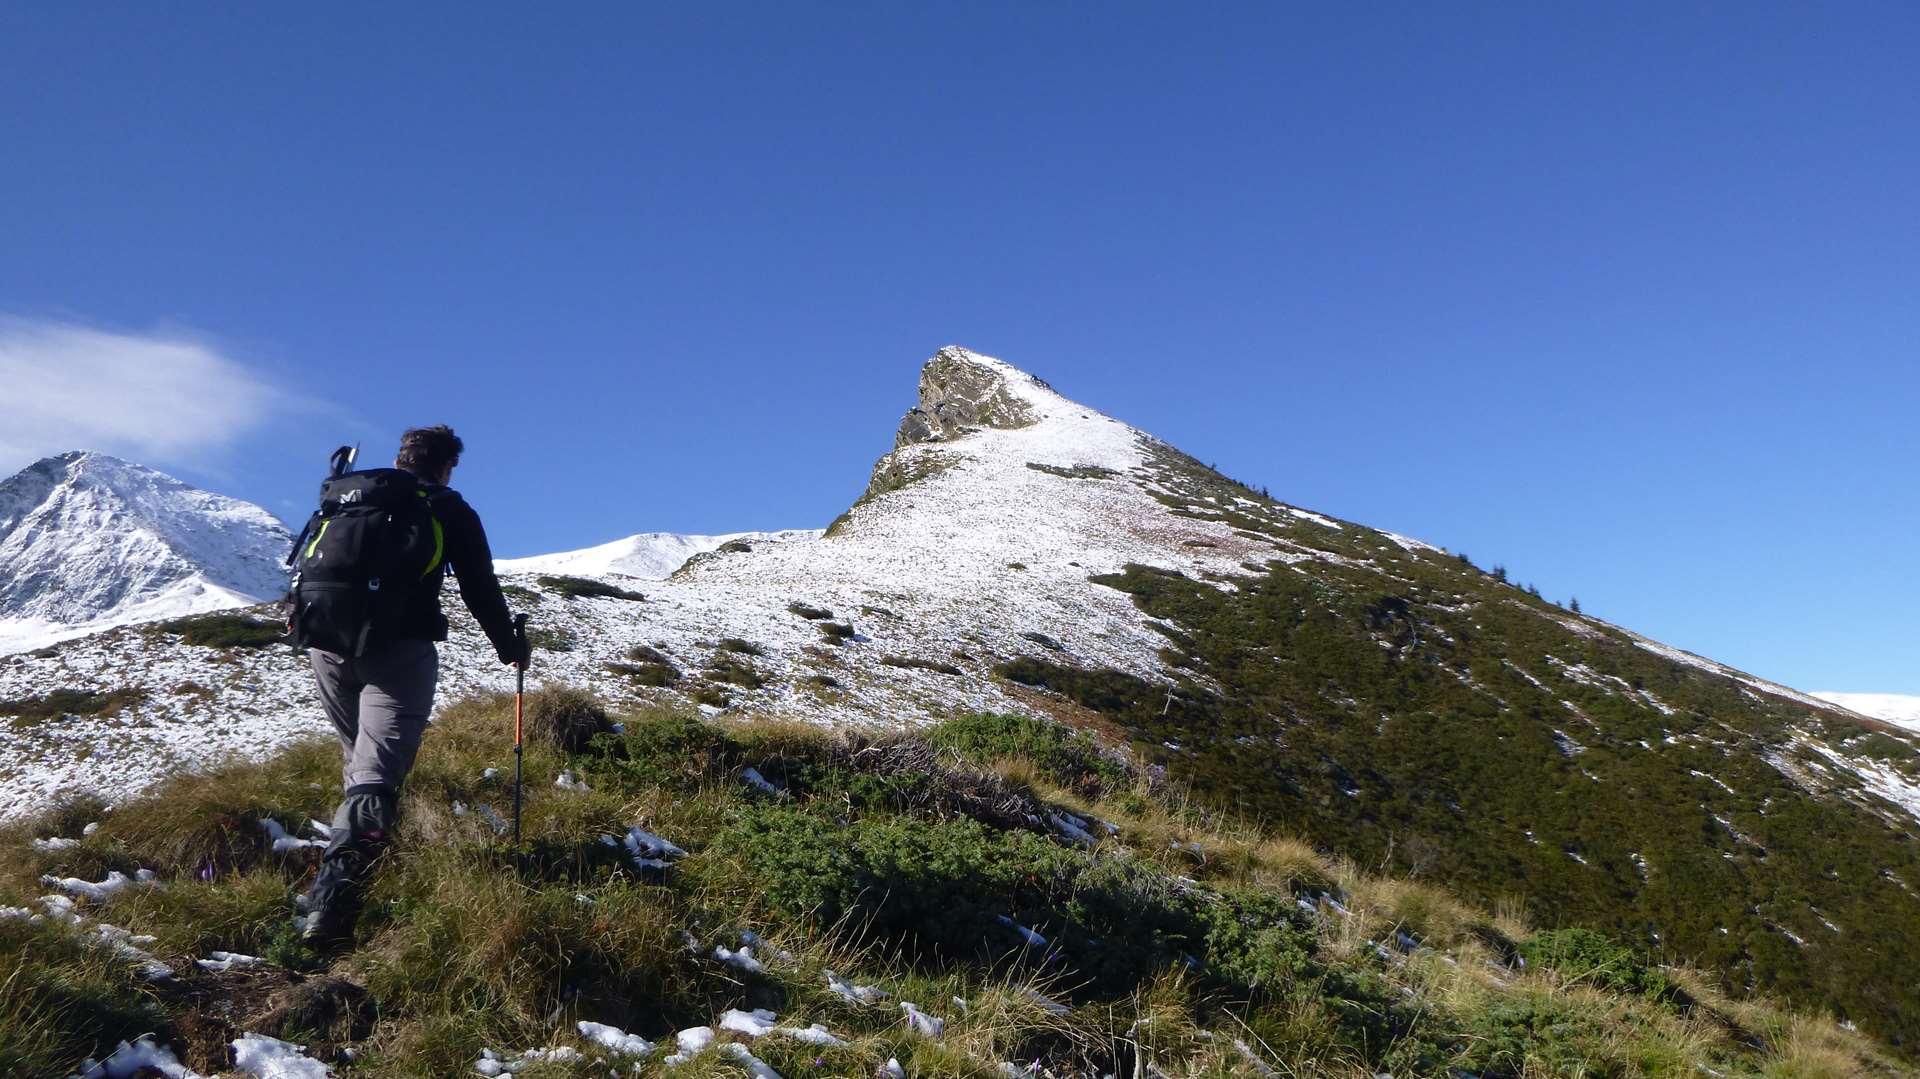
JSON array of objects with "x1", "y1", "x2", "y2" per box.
[{"x1": 287, "y1": 425, "x2": 527, "y2": 947}]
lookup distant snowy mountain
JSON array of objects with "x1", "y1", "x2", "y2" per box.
[
  {"x1": 0, "y1": 451, "x2": 291, "y2": 654},
  {"x1": 496, "y1": 529, "x2": 823, "y2": 580},
  {"x1": 1812, "y1": 692, "x2": 1920, "y2": 734}
]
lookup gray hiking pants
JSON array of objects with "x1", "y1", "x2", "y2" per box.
[
  {"x1": 309, "y1": 639, "x2": 439, "y2": 793},
  {"x1": 303, "y1": 639, "x2": 437, "y2": 917}
]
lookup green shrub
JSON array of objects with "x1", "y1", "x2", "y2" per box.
[
  {"x1": 719, "y1": 805, "x2": 1320, "y2": 999},
  {"x1": 499, "y1": 583, "x2": 540, "y2": 604},
  {"x1": 1190, "y1": 889, "x2": 1318, "y2": 992},
  {"x1": 689, "y1": 685, "x2": 731, "y2": 709},
  {"x1": 787, "y1": 602, "x2": 834, "y2": 620},
  {"x1": 879, "y1": 654, "x2": 963, "y2": 676},
  {"x1": 155, "y1": 612, "x2": 284, "y2": 648},
  {"x1": 816, "y1": 622, "x2": 855, "y2": 644},
  {"x1": 1518, "y1": 927, "x2": 1670, "y2": 998},
  {"x1": 1453, "y1": 994, "x2": 1612, "y2": 1078},
  {"x1": 535, "y1": 575, "x2": 644, "y2": 601},
  {"x1": 928, "y1": 712, "x2": 1133, "y2": 795},
  {"x1": 0, "y1": 688, "x2": 145, "y2": 726},
  {"x1": 590, "y1": 711, "x2": 740, "y2": 788},
  {"x1": 715, "y1": 638, "x2": 763, "y2": 656},
  {"x1": 993, "y1": 658, "x2": 1166, "y2": 716},
  {"x1": 718, "y1": 806, "x2": 1079, "y2": 960},
  {"x1": 705, "y1": 656, "x2": 765, "y2": 690},
  {"x1": 606, "y1": 661, "x2": 679, "y2": 687}
]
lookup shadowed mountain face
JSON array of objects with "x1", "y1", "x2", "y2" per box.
[
  {"x1": 0, "y1": 451, "x2": 291, "y2": 653},
  {"x1": 3, "y1": 349, "x2": 1916, "y2": 1044}
]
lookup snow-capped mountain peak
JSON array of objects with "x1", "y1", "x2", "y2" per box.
[{"x1": 0, "y1": 451, "x2": 292, "y2": 653}]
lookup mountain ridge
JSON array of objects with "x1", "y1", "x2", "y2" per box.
[
  {"x1": 3, "y1": 348, "x2": 1917, "y2": 1044},
  {"x1": 496, "y1": 529, "x2": 825, "y2": 580}
]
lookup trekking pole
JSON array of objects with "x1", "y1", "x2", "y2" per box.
[{"x1": 511, "y1": 613, "x2": 529, "y2": 844}]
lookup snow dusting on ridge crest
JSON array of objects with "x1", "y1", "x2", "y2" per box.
[
  {"x1": 496, "y1": 529, "x2": 825, "y2": 580},
  {"x1": 0, "y1": 348, "x2": 1288, "y2": 818},
  {"x1": 4, "y1": 348, "x2": 1911, "y2": 831}
]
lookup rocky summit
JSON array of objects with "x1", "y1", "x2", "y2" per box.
[{"x1": 3, "y1": 347, "x2": 1918, "y2": 1048}]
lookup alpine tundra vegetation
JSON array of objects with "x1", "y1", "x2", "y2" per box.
[
  {"x1": 1, "y1": 703, "x2": 1909, "y2": 1077},
  {"x1": 0, "y1": 348, "x2": 1916, "y2": 1074}
]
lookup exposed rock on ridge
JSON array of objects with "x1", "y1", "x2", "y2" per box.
[{"x1": 894, "y1": 345, "x2": 1041, "y2": 448}]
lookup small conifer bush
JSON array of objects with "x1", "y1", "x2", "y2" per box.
[
  {"x1": 928, "y1": 712, "x2": 1133, "y2": 794},
  {"x1": 879, "y1": 654, "x2": 964, "y2": 676},
  {"x1": 0, "y1": 688, "x2": 146, "y2": 726},
  {"x1": 605, "y1": 660, "x2": 678, "y2": 687},
  {"x1": 705, "y1": 656, "x2": 766, "y2": 690},
  {"x1": 1518, "y1": 927, "x2": 1671, "y2": 999},
  {"x1": 155, "y1": 613, "x2": 285, "y2": 649},
  {"x1": 535, "y1": 575, "x2": 645, "y2": 601}
]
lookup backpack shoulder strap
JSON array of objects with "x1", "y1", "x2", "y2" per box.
[{"x1": 417, "y1": 486, "x2": 447, "y2": 579}]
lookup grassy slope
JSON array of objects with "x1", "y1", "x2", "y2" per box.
[
  {"x1": 992, "y1": 444, "x2": 1920, "y2": 1049},
  {"x1": 1, "y1": 693, "x2": 1907, "y2": 1077}
]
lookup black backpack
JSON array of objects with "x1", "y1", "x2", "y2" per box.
[{"x1": 287, "y1": 446, "x2": 446, "y2": 656}]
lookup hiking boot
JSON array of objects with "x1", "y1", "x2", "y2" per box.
[{"x1": 300, "y1": 906, "x2": 357, "y2": 952}]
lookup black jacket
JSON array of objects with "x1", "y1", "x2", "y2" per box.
[{"x1": 396, "y1": 483, "x2": 519, "y2": 662}]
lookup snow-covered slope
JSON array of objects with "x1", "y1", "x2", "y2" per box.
[
  {"x1": 1, "y1": 350, "x2": 1914, "y2": 838},
  {"x1": 0, "y1": 452, "x2": 291, "y2": 655},
  {"x1": 1812, "y1": 692, "x2": 1920, "y2": 734},
  {"x1": 0, "y1": 350, "x2": 1280, "y2": 816},
  {"x1": 8, "y1": 351, "x2": 1920, "y2": 1044},
  {"x1": 497, "y1": 530, "x2": 824, "y2": 580}
]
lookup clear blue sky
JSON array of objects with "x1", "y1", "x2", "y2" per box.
[{"x1": 1, "y1": 4, "x2": 1914, "y2": 693}]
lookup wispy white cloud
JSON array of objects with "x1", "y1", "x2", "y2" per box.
[{"x1": 0, "y1": 317, "x2": 291, "y2": 475}]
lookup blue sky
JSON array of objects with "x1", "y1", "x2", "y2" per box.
[{"x1": 1, "y1": 4, "x2": 1914, "y2": 693}]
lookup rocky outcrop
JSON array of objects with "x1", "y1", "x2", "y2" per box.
[{"x1": 894, "y1": 347, "x2": 1039, "y2": 448}]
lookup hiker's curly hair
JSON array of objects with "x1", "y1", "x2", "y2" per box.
[{"x1": 396, "y1": 425, "x2": 463, "y2": 478}]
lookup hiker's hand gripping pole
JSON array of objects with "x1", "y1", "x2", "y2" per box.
[{"x1": 511, "y1": 613, "x2": 529, "y2": 844}]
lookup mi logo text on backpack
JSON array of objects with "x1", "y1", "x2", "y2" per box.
[{"x1": 288, "y1": 453, "x2": 445, "y2": 656}]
